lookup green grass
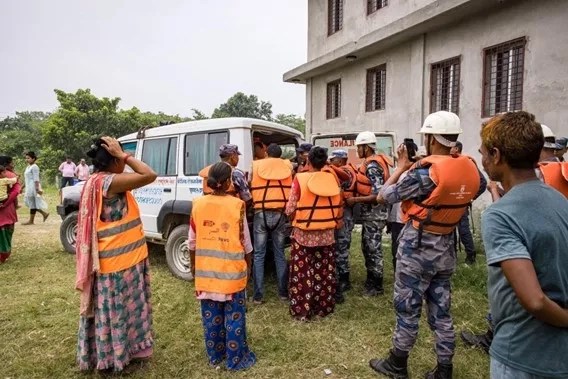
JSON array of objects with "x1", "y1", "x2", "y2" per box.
[{"x1": 0, "y1": 188, "x2": 490, "y2": 378}]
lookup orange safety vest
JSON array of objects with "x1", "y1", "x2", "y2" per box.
[
  {"x1": 356, "y1": 154, "x2": 392, "y2": 196},
  {"x1": 539, "y1": 162, "x2": 568, "y2": 198},
  {"x1": 250, "y1": 158, "x2": 293, "y2": 210},
  {"x1": 192, "y1": 195, "x2": 248, "y2": 294},
  {"x1": 292, "y1": 171, "x2": 342, "y2": 231},
  {"x1": 97, "y1": 191, "x2": 148, "y2": 274},
  {"x1": 341, "y1": 163, "x2": 358, "y2": 200},
  {"x1": 401, "y1": 155, "x2": 480, "y2": 235},
  {"x1": 199, "y1": 164, "x2": 238, "y2": 197}
]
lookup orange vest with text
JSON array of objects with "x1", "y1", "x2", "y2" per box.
[
  {"x1": 199, "y1": 164, "x2": 238, "y2": 197},
  {"x1": 356, "y1": 154, "x2": 392, "y2": 196},
  {"x1": 341, "y1": 163, "x2": 358, "y2": 200},
  {"x1": 401, "y1": 155, "x2": 480, "y2": 235},
  {"x1": 292, "y1": 171, "x2": 342, "y2": 231},
  {"x1": 539, "y1": 162, "x2": 568, "y2": 198},
  {"x1": 192, "y1": 195, "x2": 247, "y2": 294},
  {"x1": 250, "y1": 158, "x2": 293, "y2": 211},
  {"x1": 97, "y1": 191, "x2": 148, "y2": 274}
]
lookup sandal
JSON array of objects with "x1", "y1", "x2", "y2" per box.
[{"x1": 43, "y1": 213, "x2": 50, "y2": 222}]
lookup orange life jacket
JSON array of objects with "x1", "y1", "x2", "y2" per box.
[
  {"x1": 401, "y1": 155, "x2": 480, "y2": 235},
  {"x1": 292, "y1": 171, "x2": 342, "y2": 231},
  {"x1": 341, "y1": 163, "x2": 358, "y2": 200},
  {"x1": 356, "y1": 154, "x2": 392, "y2": 196},
  {"x1": 250, "y1": 158, "x2": 293, "y2": 211},
  {"x1": 539, "y1": 162, "x2": 568, "y2": 198},
  {"x1": 322, "y1": 165, "x2": 345, "y2": 219},
  {"x1": 297, "y1": 163, "x2": 310, "y2": 174},
  {"x1": 192, "y1": 195, "x2": 248, "y2": 294},
  {"x1": 199, "y1": 164, "x2": 238, "y2": 197},
  {"x1": 97, "y1": 191, "x2": 148, "y2": 274}
]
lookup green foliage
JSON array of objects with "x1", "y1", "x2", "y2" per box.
[
  {"x1": 274, "y1": 113, "x2": 306, "y2": 135},
  {"x1": 212, "y1": 92, "x2": 273, "y2": 120},
  {"x1": 0, "y1": 111, "x2": 49, "y2": 159}
]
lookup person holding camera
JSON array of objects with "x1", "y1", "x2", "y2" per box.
[{"x1": 370, "y1": 111, "x2": 486, "y2": 379}]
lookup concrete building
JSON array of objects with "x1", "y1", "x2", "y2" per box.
[{"x1": 284, "y1": 0, "x2": 568, "y2": 161}]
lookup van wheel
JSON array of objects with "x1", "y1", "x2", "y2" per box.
[
  {"x1": 60, "y1": 211, "x2": 78, "y2": 254},
  {"x1": 165, "y1": 224, "x2": 193, "y2": 281}
]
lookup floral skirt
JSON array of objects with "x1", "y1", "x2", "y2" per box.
[
  {"x1": 77, "y1": 259, "x2": 153, "y2": 372},
  {"x1": 288, "y1": 240, "x2": 337, "y2": 320}
]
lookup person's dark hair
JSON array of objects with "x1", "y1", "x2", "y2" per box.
[
  {"x1": 454, "y1": 141, "x2": 463, "y2": 153},
  {"x1": 440, "y1": 134, "x2": 459, "y2": 143},
  {"x1": 25, "y1": 151, "x2": 37, "y2": 161},
  {"x1": 308, "y1": 146, "x2": 328, "y2": 170},
  {"x1": 267, "y1": 143, "x2": 282, "y2": 158},
  {"x1": 0, "y1": 165, "x2": 5, "y2": 174},
  {"x1": 207, "y1": 162, "x2": 232, "y2": 192},
  {"x1": 86, "y1": 138, "x2": 121, "y2": 172},
  {"x1": 0, "y1": 156, "x2": 13, "y2": 167},
  {"x1": 481, "y1": 111, "x2": 543, "y2": 169}
]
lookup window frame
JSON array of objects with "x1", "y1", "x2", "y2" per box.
[
  {"x1": 183, "y1": 130, "x2": 230, "y2": 176},
  {"x1": 140, "y1": 136, "x2": 178, "y2": 177},
  {"x1": 366, "y1": 64, "x2": 387, "y2": 112},
  {"x1": 326, "y1": 79, "x2": 342, "y2": 119},
  {"x1": 482, "y1": 37, "x2": 526, "y2": 118},
  {"x1": 367, "y1": 0, "x2": 388, "y2": 15},
  {"x1": 327, "y1": 0, "x2": 343, "y2": 36},
  {"x1": 430, "y1": 56, "x2": 461, "y2": 115}
]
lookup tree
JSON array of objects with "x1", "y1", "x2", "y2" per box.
[
  {"x1": 274, "y1": 113, "x2": 306, "y2": 135},
  {"x1": 0, "y1": 111, "x2": 49, "y2": 159},
  {"x1": 189, "y1": 108, "x2": 208, "y2": 120},
  {"x1": 212, "y1": 92, "x2": 273, "y2": 120}
]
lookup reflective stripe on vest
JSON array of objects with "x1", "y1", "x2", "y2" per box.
[
  {"x1": 356, "y1": 154, "x2": 391, "y2": 196},
  {"x1": 192, "y1": 195, "x2": 247, "y2": 294},
  {"x1": 97, "y1": 191, "x2": 148, "y2": 274},
  {"x1": 292, "y1": 172, "x2": 342, "y2": 231},
  {"x1": 199, "y1": 164, "x2": 238, "y2": 197},
  {"x1": 539, "y1": 162, "x2": 568, "y2": 198},
  {"x1": 250, "y1": 158, "x2": 293, "y2": 211},
  {"x1": 401, "y1": 155, "x2": 480, "y2": 235}
]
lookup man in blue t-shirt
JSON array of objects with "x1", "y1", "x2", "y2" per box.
[{"x1": 479, "y1": 111, "x2": 568, "y2": 379}]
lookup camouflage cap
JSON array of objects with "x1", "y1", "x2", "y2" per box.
[
  {"x1": 330, "y1": 149, "x2": 348, "y2": 159},
  {"x1": 296, "y1": 143, "x2": 313, "y2": 153},
  {"x1": 556, "y1": 137, "x2": 568, "y2": 149},
  {"x1": 219, "y1": 144, "x2": 242, "y2": 157}
]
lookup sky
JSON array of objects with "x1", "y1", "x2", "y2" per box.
[{"x1": 0, "y1": 1, "x2": 307, "y2": 118}]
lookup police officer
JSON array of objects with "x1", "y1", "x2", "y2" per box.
[
  {"x1": 346, "y1": 131, "x2": 391, "y2": 296},
  {"x1": 328, "y1": 149, "x2": 356, "y2": 303},
  {"x1": 555, "y1": 137, "x2": 567, "y2": 162},
  {"x1": 291, "y1": 143, "x2": 313, "y2": 174},
  {"x1": 370, "y1": 111, "x2": 486, "y2": 379}
]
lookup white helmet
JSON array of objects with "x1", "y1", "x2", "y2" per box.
[
  {"x1": 541, "y1": 124, "x2": 558, "y2": 149},
  {"x1": 419, "y1": 111, "x2": 462, "y2": 135},
  {"x1": 355, "y1": 131, "x2": 376, "y2": 146}
]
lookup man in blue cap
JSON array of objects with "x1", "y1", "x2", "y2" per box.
[
  {"x1": 291, "y1": 143, "x2": 313, "y2": 174},
  {"x1": 217, "y1": 144, "x2": 252, "y2": 206},
  {"x1": 555, "y1": 137, "x2": 567, "y2": 162}
]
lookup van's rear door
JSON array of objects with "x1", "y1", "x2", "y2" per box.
[{"x1": 311, "y1": 132, "x2": 396, "y2": 166}]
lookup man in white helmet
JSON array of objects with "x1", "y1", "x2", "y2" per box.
[
  {"x1": 369, "y1": 111, "x2": 486, "y2": 379},
  {"x1": 345, "y1": 131, "x2": 392, "y2": 296}
]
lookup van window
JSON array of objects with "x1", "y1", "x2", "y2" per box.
[
  {"x1": 122, "y1": 141, "x2": 137, "y2": 156},
  {"x1": 141, "y1": 137, "x2": 178, "y2": 176},
  {"x1": 185, "y1": 131, "x2": 229, "y2": 175}
]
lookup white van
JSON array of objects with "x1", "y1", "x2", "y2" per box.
[{"x1": 57, "y1": 118, "x2": 303, "y2": 280}]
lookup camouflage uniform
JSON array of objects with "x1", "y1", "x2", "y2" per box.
[
  {"x1": 232, "y1": 168, "x2": 252, "y2": 203},
  {"x1": 360, "y1": 161, "x2": 388, "y2": 292},
  {"x1": 335, "y1": 205, "x2": 354, "y2": 278},
  {"x1": 380, "y1": 164, "x2": 486, "y2": 363}
]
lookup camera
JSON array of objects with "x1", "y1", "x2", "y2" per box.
[{"x1": 404, "y1": 138, "x2": 417, "y2": 162}]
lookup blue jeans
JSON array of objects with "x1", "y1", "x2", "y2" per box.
[
  {"x1": 253, "y1": 210, "x2": 288, "y2": 301},
  {"x1": 491, "y1": 358, "x2": 555, "y2": 379}
]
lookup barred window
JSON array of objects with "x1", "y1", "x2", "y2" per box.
[
  {"x1": 328, "y1": 0, "x2": 343, "y2": 35},
  {"x1": 368, "y1": 0, "x2": 388, "y2": 14},
  {"x1": 483, "y1": 38, "x2": 526, "y2": 117},
  {"x1": 326, "y1": 80, "x2": 341, "y2": 119},
  {"x1": 430, "y1": 57, "x2": 461, "y2": 114},
  {"x1": 366, "y1": 64, "x2": 387, "y2": 112}
]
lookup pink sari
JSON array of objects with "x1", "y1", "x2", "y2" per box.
[{"x1": 75, "y1": 173, "x2": 105, "y2": 317}]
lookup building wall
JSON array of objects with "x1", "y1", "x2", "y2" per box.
[
  {"x1": 308, "y1": 0, "x2": 437, "y2": 60},
  {"x1": 308, "y1": 0, "x2": 568, "y2": 162}
]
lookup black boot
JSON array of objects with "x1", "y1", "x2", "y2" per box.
[
  {"x1": 369, "y1": 350, "x2": 409, "y2": 379},
  {"x1": 339, "y1": 272, "x2": 351, "y2": 292},
  {"x1": 425, "y1": 363, "x2": 453, "y2": 379},
  {"x1": 465, "y1": 253, "x2": 476, "y2": 265},
  {"x1": 460, "y1": 329, "x2": 492, "y2": 354},
  {"x1": 364, "y1": 274, "x2": 384, "y2": 296}
]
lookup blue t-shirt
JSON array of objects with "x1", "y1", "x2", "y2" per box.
[{"x1": 482, "y1": 180, "x2": 568, "y2": 377}]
